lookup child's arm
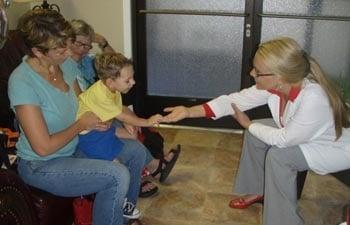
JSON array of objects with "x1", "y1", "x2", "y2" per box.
[{"x1": 115, "y1": 106, "x2": 163, "y2": 127}]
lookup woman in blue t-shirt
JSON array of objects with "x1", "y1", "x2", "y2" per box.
[{"x1": 8, "y1": 9, "x2": 144, "y2": 225}]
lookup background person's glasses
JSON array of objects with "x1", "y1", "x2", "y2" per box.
[{"x1": 74, "y1": 41, "x2": 92, "y2": 50}]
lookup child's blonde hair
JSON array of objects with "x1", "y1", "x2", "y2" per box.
[{"x1": 94, "y1": 52, "x2": 133, "y2": 80}]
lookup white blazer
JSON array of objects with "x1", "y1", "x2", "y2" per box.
[{"x1": 207, "y1": 79, "x2": 350, "y2": 175}]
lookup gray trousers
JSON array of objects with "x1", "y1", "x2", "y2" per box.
[{"x1": 234, "y1": 119, "x2": 310, "y2": 225}]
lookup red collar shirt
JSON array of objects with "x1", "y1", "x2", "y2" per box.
[{"x1": 205, "y1": 78, "x2": 350, "y2": 175}]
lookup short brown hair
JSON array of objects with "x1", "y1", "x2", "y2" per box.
[
  {"x1": 94, "y1": 52, "x2": 133, "y2": 80},
  {"x1": 18, "y1": 9, "x2": 73, "y2": 56}
]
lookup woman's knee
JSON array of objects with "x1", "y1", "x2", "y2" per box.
[
  {"x1": 104, "y1": 161, "x2": 130, "y2": 189},
  {"x1": 265, "y1": 147, "x2": 288, "y2": 167}
]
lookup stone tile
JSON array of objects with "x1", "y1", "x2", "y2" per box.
[
  {"x1": 173, "y1": 129, "x2": 225, "y2": 148},
  {"x1": 200, "y1": 192, "x2": 261, "y2": 225},
  {"x1": 302, "y1": 172, "x2": 350, "y2": 202},
  {"x1": 141, "y1": 216, "x2": 199, "y2": 225},
  {"x1": 217, "y1": 132, "x2": 244, "y2": 152},
  {"x1": 300, "y1": 199, "x2": 347, "y2": 225},
  {"x1": 140, "y1": 184, "x2": 206, "y2": 221}
]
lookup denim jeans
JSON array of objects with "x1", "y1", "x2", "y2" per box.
[
  {"x1": 115, "y1": 138, "x2": 147, "y2": 205},
  {"x1": 112, "y1": 120, "x2": 154, "y2": 165},
  {"x1": 17, "y1": 152, "x2": 129, "y2": 225}
]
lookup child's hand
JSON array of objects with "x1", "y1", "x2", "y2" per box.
[
  {"x1": 124, "y1": 123, "x2": 139, "y2": 137},
  {"x1": 147, "y1": 114, "x2": 164, "y2": 127},
  {"x1": 95, "y1": 120, "x2": 112, "y2": 132},
  {"x1": 163, "y1": 106, "x2": 189, "y2": 122}
]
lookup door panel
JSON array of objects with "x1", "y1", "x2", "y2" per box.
[
  {"x1": 261, "y1": 0, "x2": 350, "y2": 93},
  {"x1": 146, "y1": 0, "x2": 245, "y2": 11},
  {"x1": 146, "y1": 14, "x2": 244, "y2": 99},
  {"x1": 263, "y1": 0, "x2": 350, "y2": 16},
  {"x1": 261, "y1": 19, "x2": 350, "y2": 80}
]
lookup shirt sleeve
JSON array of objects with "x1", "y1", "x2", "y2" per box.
[
  {"x1": 78, "y1": 87, "x2": 123, "y2": 122},
  {"x1": 206, "y1": 85, "x2": 270, "y2": 120},
  {"x1": 8, "y1": 68, "x2": 40, "y2": 108},
  {"x1": 248, "y1": 90, "x2": 332, "y2": 148},
  {"x1": 203, "y1": 103, "x2": 215, "y2": 118}
]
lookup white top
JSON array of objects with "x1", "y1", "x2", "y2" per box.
[{"x1": 207, "y1": 79, "x2": 350, "y2": 175}]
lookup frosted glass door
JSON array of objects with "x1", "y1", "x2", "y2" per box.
[
  {"x1": 145, "y1": 0, "x2": 246, "y2": 99},
  {"x1": 261, "y1": 0, "x2": 350, "y2": 88}
]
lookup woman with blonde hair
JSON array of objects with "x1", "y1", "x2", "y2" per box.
[{"x1": 163, "y1": 37, "x2": 350, "y2": 225}]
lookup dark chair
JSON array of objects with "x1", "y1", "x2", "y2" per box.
[
  {"x1": 0, "y1": 30, "x2": 74, "y2": 225},
  {"x1": 297, "y1": 171, "x2": 307, "y2": 199},
  {"x1": 0, "y1": 168, "x2": 74, "y2": 225}
]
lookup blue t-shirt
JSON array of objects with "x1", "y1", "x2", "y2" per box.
[
  {"x1": 8, "y1": 57, "x2": 81, "y2": 161},
  {"x1": 75, "y1": 54, "x2": 96, "y2": 91}
]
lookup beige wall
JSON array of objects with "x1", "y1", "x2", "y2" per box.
[
  {"x1": 46, "y1": 0, "x2": 125, "y2": 54},
  {"x1": 6, "y1": 0, "x2": 131, "y2": 56},
  {"x1": 6, "y1": 2, "x2": 31, "y2": 29}
]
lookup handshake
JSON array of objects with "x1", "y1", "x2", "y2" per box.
[{"x1": 146, "y1": 106, "x2": 191, "y2": 127}]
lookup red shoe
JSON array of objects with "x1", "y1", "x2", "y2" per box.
[{"x1": 229, "y1": 195, "x2": 264, "y2": 209}]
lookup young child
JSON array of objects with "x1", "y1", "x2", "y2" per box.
[
  {"x1": 76, "y1": 52, "x2": 163, "y2": 220},
  {"x1": 76, "y1": 52, "x2": 163, "y2": 160},
  {"x1": 78, "y1": 52, "x2": 181, "y2": 200}
]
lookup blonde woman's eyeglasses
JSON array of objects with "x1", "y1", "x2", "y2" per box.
[{"x1": 252, "y1": 67, "x2": 274, "y2": 78}]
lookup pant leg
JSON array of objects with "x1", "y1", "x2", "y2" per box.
[
  {"x1": 264, "y1": 146, "x2": 309, "y2": 225},
  {"x1": 116, "y1": 138, "x2": 147, "y2": 205},
  {"x1": 234, "y1": 118, "x2": 275, "y2": 195},
  {"x1": 112, "y1": 119, "x2": 154, "y2": 164},
  {"x1": 17, "y1": 156, "x2": 129, "y2": 225}
]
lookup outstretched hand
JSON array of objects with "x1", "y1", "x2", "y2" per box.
[
  {"x1": 163, "y1": 106, "x2": 189, "y2": 123},
  {"x1": 231, "y1": 103, "x2": 252, "y2": 129},
  {"x1": 148, "y1": 114, "x2": 164, "y2": 127}
]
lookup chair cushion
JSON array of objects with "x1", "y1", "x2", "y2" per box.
[
  {"x1": 0, "y1": 169, "x2": 38, "y2": 225},
  {"x1": 29, "y1": 185, "x2": 74, "y2": 225}
]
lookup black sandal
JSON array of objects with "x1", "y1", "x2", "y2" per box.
[
  {"x1": 139, "y1": 180, "x2": 158, "y2": 198},
  {"x1": 151, "y1": 144, "x2": 181, "y2": 183}
]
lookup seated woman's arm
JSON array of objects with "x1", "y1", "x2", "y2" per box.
[{"x1": 15, "y1": 104, "x2": 99, "y2": 156}]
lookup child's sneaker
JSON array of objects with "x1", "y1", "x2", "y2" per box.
[{"x1": 123, "y1": 199, "x2": 141, "y2": 219}]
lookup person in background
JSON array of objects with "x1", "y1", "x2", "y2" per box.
[
  {"x1": 0, "y1": 0, "x2": 9, "y2": 49},
  {"x1": 70, "y1": 19, "x2": 114, "y2": 91},
  {"x1": 8, "y1": 9, "x2": 143, "y2": 225},
  {"x1": 163, "y1": 37, "x2": 350, "y2": 225}
]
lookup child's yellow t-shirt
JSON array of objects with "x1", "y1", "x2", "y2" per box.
[{"x1": 76, "y1": 80, "x2": 122, "y2": 122}]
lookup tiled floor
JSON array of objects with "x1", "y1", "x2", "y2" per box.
[{"x1": 138, "y1": 127, "x2": 350, "y2": 225}]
